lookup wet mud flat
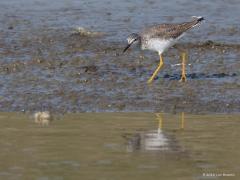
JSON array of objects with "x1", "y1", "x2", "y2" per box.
[
  {"x1": 0, "y1": 0, "x2": 240, "y2": 113},
  {"x1": 0, "y1": 27, "x2": 239, "y2": 113}
]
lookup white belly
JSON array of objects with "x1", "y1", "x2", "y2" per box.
[
  {"x1": 142, "y1": 38, "x2": 176, "y2": 54},
  {"x1": 142, "y1": 32, "x2": 186, "y2": 54}
]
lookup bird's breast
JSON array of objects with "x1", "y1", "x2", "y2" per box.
[{"x1": 142, "y1": 38, "x2": 177, "y2": 53}]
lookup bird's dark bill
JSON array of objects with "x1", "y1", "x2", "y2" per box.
[{"x1": 123, "y1": 44, "x2": 131, "y2": 53}]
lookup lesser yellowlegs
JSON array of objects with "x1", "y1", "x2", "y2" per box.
[{"x1": 123, "y1": 16, "x2": 204, "y2": 83}]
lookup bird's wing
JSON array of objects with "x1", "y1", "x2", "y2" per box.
[{"x1": 142, "y1": 18, "x2": 202, "y2": 39}]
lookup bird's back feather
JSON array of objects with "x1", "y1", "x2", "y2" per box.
[{"x1": 141, "y1": 17, "x2": 204, "y2": 40}]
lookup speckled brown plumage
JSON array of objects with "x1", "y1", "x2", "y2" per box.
[
  {"x1": 141, "y1": 17, "x2": 204, "y2": 40},
  {"x1": 123, "y1": 16, "x2": 204, "y2": 54}
]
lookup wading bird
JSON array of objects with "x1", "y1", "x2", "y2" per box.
[{"x1": 123, "y1": 16, "x2": 204, "y2": 83}]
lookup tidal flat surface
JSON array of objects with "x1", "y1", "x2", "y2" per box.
[
  {"x1": 0, "y1": 0, "x2": 239, "y2": 113},
  {"x1": 0, "y1": 113, "x2": 239, "y2": 180}
]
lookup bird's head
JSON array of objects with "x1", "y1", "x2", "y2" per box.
[{"x1": 123, "y1": 33, "x2": 141, "y2": 53}]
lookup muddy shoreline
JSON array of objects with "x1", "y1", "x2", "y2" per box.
[
  {"x1": 0, "y1": 28, "x2": 239, "y2": 113},
  {"x1": 0, "y1": 0, "x2": 240, "y2": 113}
]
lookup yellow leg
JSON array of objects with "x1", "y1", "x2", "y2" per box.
[
  {"x1": 181, "y1": 112, "x2": 185, "y2": 129},
  {"x1": 147, "y1": 53, "x2": 164, "y2": 84},
  {"x1": 179, "y1": 52, "x2": 187, "y2": 82},
  {"x1": 155, "y1": 113, "x2": 163, "y2": 134},
  {"x1": 155, "y1": 113, "x2": 163, "y2": 130}
]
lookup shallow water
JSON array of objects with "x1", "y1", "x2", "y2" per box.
[
  {"x1": 0, "y1": 113, "x2": 239, "y2": 180},
  {"x1": 1, "y1": 0, "x2": 240, "y2": 42},
  {"x1": 0, "y1": 0, "x2": 239, "y2": 113}
]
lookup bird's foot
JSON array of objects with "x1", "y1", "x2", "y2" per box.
[
  {"x1": 147, "y1": 77, "x2": 154, "y2": 84},
  {"x1": 179, "y1": 75, "x2": 187, "y2": 82}
]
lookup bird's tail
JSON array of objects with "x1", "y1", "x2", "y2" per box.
[
  {"x1": 192, "y1": 16, "x2": 204, "y2": 21},
  {"x1": 191, "y1": 16, "x2": 205, "y2": 27}
]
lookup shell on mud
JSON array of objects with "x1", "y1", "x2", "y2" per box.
[{"x1": 34, "y1": 111, "x2": 52, "y2": 126}]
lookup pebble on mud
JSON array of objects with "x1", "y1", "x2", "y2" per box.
[
  {"x1": 34, "y1": 111, "x2": 51, "y2": 126},
  {"x1": 71, "y1": 27, "x2": 104, "y2": 37}
]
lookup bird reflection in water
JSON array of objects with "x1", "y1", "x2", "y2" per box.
[
  {"x1": 144, "y1": 113, "x2": 169, "y2": 151},
  {"x1": 125, "y1": 113, "x2": 185, "y2": 152}
]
